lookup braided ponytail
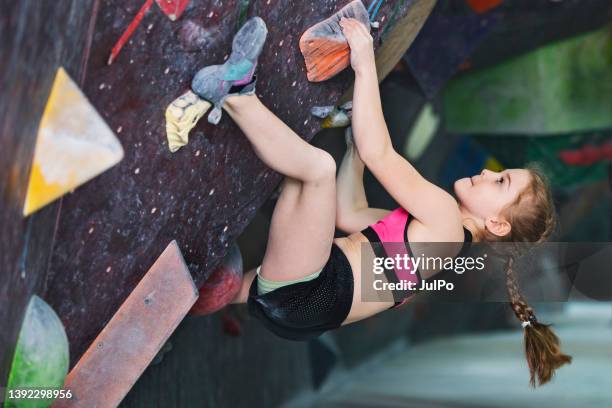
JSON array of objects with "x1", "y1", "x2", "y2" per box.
[
  {"x1": 505, "y1": 257, "x2": 572, "y2": 387},
  {"x1": 479, "y1": 164, "x2": 572, "y2": 386}
]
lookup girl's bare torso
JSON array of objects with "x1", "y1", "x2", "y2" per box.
[{"x1": 335, "y1": 218, "x2": 468, "y2": 325}]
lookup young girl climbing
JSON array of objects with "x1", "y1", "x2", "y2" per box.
[{"x1": 192, "y1": 17, "x2": 571, "y2": 387}]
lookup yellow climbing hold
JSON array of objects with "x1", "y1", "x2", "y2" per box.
[
  {"x1": 484, "y1": 156, "x2": 504, "y2": 172},
  {"x1": 165, "y1": 90, "x2": 211, "y2": 152},
  {"x1": 23, "y1": 67, "x2": 124, "y2": 216}
]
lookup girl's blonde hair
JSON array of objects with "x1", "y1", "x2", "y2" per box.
[{"x1": 479, "y1": 163, "x2": 572, "y2": 387}]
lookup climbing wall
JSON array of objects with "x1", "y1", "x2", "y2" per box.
[
  {"x1": 0, "y1": 0, "x2": 96, "y2": 387},
  {"x1": 32, "y1": 0, "x2": 432, "y2": 365},
  {"x1": 402, "y1": 0, "x2": 612, "y2": 99}
]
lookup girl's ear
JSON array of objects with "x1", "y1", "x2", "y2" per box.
[{"x1": 485, "y1": 217, "x2": 511, "y2": 237}]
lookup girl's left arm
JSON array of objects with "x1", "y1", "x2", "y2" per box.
[
  {"x1": 340, "y1": 18, "x2": 462, "y2": 232},
  {"x1": 336, "y1": 128, "x2": 390, "y2": 234}
]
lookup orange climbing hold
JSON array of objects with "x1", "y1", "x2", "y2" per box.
[
  {"x1": 299, "y1": 0, "x2": 370, "y2": 82},
  {"x1": 465, "y1": 0, "x2": 503, "y2": 14}
]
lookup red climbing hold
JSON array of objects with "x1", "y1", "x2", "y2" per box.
[
  {"x1": 465, "y1": 0, "x2": 503, "y2": 14},
  {"x1": 155, "y1": 0, "x2": 190, "y2": 21},
  {"x1": 190, "y1": 243, "x2": 243, "y2": 315},
  {"x1": 559, "y1": 142, "x2": 612, "y2": 166}
]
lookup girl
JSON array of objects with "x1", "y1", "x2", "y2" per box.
[{"x1": 194, "y1": 17, "x2": 571, "y2": 387}]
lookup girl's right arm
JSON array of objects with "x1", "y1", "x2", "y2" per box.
[{"x1": 340, "y1": 18, "x2": 463, "y2": 237}]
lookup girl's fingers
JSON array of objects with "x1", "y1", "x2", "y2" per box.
[
  {"x1": 344, "y1": 18, "x2": 368, "y2": 33},
  {"x1": 341, "y1": 23, "x2": 358, "y2": 40},
  {"x1": 346, "y1": 18, "x2": 370, "y2": 37},
  {"x1": 339, "y1": 18, "x2": 353, "y2": 33},
  {"x1": 341, "y1": 18, "x2": 372, "y2": 51},
  {"x1": 341, "y1": 18, "x2": 358, "y2": 30},
  {"x1": 343, "y1": 18, "x2": 371, "y2": 41},
  {"x1": 355, "y1": 20, "x2": 371, "y2": 38}
]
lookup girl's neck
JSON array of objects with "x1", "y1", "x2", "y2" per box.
[{"x1": 458, "y1": 205, "x2": 481, "y2": 242}]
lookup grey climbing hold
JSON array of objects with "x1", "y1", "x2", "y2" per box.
[{"x1": 311, "y1": 105, "x2": 335, "y2": 119}]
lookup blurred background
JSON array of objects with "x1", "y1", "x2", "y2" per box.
[{"x1": 1, "y1": 0, "x2": 611, "y2": 407}]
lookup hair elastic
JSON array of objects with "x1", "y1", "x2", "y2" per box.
[{"x1": 521, "y1": 321, "x2": 531, "y2": 328}]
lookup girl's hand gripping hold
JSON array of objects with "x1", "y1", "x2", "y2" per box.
[{"x1": 339, "y1": 17, "x2": 375, "y2": 76}]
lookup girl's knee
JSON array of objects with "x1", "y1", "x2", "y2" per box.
[{"x1": 307, "y1": 151, "x2": 336, "y2": 183}]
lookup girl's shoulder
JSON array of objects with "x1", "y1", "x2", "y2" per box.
[{"x1": 408, "y1": 217, "x2": 466, "y2": 241}]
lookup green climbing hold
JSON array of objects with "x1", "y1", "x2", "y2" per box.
[
  {"x1": 237, "y1": 0, "x2": 250, "y2": 29},
  {"x1": 443, "y1": 27, "x2": 612, "y2": 135},
  {"x1": 4, "y1": 296, "x2": 69, "y2": 408}
]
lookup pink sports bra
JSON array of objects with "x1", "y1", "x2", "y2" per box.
[{"x1": 361, "y1": 208, "x2": 472, "y2": 309}]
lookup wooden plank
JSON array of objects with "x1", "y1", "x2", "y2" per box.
[{"x1": 52, "y1": 241, "x2": 198, "y2": 408}]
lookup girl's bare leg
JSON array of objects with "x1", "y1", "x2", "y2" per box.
[
  {"x1": 231, "y1": 268, "x2": 256, "y2": 304},
  {"x1": 224, "y1": 94, "x2": 336, "y2": 290}
]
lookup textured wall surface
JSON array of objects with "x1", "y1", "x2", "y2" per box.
[{"x1": 0, "y1": 0, "x2": 96, "y2": 386}]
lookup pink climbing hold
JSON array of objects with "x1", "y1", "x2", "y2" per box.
[{"x1": 190, "y1": 243, "x2": 243, "y2": 315}]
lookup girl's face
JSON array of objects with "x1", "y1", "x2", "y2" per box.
[{"x1": 454, "y1": 169, "x2": 532, "y2": 234}]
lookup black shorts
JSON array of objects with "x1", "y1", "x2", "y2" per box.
[{"x1": 247, "y1": 243, "x2": 354, "y2": 341}]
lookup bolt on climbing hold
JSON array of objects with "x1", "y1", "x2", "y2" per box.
[
  {"x1": 311, "y1": 101, "x2": 353, "y2": 129},
  {"x1": 165, "y1": 90, "x2": 211, "y2": 153},
  {"x1": 4, "y1": 296, "x2": 69, "y2": 408},
  {"x1": 310, "y1": 105, "x2": 336, "y2": 119}
]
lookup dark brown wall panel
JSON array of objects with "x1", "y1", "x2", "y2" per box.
[{"x1": 0, "y1": 0, "x2": 97, "y2": 385}]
